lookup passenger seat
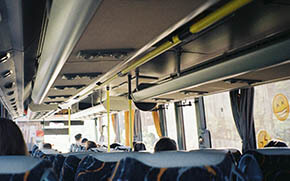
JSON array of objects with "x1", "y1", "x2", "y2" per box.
[
  {"x1": 0, "y1": 156, "x2": 57, "y2": 181},
  {"x1": 237, "y1": 148, "x2": 290, "y2": 181},
  {"x1": 110, "y1": 150, "x2": 235, "y2": 180}
]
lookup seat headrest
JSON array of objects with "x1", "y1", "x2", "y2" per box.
[
  {"x1": 41, "y1": 149, "x2": 59, "y2": 155},
  {"x1": 91, "y1": 149, "x2": 230, "y2": 168},
  {"x1": 136, "y1": 150, "x2": 229, "y2": 167},
  {"x1": 62, "y1": 152, "x2": 89, "y2": 159},
  {"x1": 0, "y1": 156, "x2": 42, "y2": 174},
  {"x1": 253, "y1": 148, "x2": 290, "y2": 155},
  {"x1": 93, "y1": 152, "x2": 142, "y2": 162}
]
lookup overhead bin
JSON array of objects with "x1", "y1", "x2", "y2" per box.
[
  {"x1": 72, "y1": 96, "x2": 130, "y2": 119},
  {"x1": 102, "y1": 96, "x2": 129, "y2": 112},
  {"x1": 28, "y1": 103, "x2": 58, "y2": 112},
  {"x1": 132, "y1": 38, "x2": 290, "y2": 101},
  {"x1": 31, "y1": 0, "x2": 103, "y2": 104}
]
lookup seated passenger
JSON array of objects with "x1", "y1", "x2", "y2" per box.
[
  {"x1": 86, "y1": 141, "x2": 97, "y2": 151},
  {"x1": 81, "y1": 138, "x2": 88, "y2": 147},
  {"x1": 154, "y1": 137, "x2": 177, "y2": 152},
  {"x1": 264, "y1": 140, "x2": 288, "y2": 148},
  {"x1": 70, "y1": 133, "x2": 82, "y2": 152},
  {"x1": 0, "y1": 118, "x2": 27, "y2": 155},
  {"x1": 43, "y1": 143, "x2": 52, "y2": 149},
  {"x1": 134, "y1": 142, "x2": 146, "y2": 152},
  {"x1": 81, "y1": 138, "x2": 88, "y2": 151}
]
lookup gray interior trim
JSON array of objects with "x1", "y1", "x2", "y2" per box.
[{"x1": 31, "y1": 0, "x2": 103, "y2": 104}]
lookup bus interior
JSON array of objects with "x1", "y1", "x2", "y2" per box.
[{"x1": 0, "y1": 0, "x2": 290, "y2": 180}]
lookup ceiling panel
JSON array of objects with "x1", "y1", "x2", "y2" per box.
[{"x1": 72, "y1": 0, "x2": 208, "y2": 52}]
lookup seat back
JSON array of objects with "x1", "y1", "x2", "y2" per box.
[
  {"x1": 60, "y1": 155, "x2": 81, "y2": 181},
  {"x1": 75, "y1": 155, "x2": 117, "y2": 181},
  {"x1": 0, "y1": 156, "x2": 56, "y2": 181},
  {"x1": 238, "y1": 148, "x2": 290, "y2": 181},
  {"x1": 52, "y1": 154, "x2": 65, "y2": 179},
  {"x1": 110, "y1": 149, "x2": 235, "y2": 181}
]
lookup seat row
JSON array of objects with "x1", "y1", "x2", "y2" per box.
[{"x1": 0, "y1": 148, "x2": 289, "y2": 180}]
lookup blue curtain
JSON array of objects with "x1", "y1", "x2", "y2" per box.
[{"x1": 230, "y1": 87, "x2": 256, "y2": 153}]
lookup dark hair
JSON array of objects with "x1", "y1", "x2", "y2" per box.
[
  {"x1": 86, "y1": 141, "x2": 97, "y2": 150},
  {"x1": 134, "y1": 142, "x2": 146, "y2": 152},
  {"x1": 81, "y1": 138, "x2": 88, "y2": 143},
  {"x1": 0, "y1": 118, "x2": 27, "y2": 155},
  {"x1": 154, "y1": 137, "x2": 177, "y2": 152},
  {"x1": 110, "y1": 143, "x2": 121, "y2": 149},
  {"x1": 43, "y1": 143, "x2": 52, "y2": 149},
  {"x1": 264, "y1": 140, "x2": 288, "y2": 148},
  {"x1": 75, "y1": 133, "x2": 82, "y2": 141}
]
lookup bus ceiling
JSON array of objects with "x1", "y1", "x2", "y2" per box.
[
  {"x1": 35, "y1": 0, "x2": 290, "y2": 118},
  {"x1": 57, "y1": 0, "x2": 290, "y2": 107},
  {"x1": 2, "y1": 0, "x2": 290, "y2": 118}
]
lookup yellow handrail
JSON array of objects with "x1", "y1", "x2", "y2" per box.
[
  {"x1": 190, "y1": 0, "x2": 252, "y2": 33},
  {"x1": 68, "y1": 108, "x2": 71, "y2": 143},
  {"x1": 107, "y1": 87, "x2": 111, "y2": 152},
  {"x1": 121, "y1": 35, "x2": 181, "y2": 75},
  {"x1": 128, "y1": 99, "x2": 133, "y2": 149}
]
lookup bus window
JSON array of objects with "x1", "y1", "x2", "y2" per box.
[
  {"x1": 165, "y1": 103, "x2": 178, "y2": 145},
  {"x1": 182, "y1": 100, "x2": 199, "y2": 150},
  {"x1": 140, "y1": 111, "x2": 158, "y2": 152},
  {"x1": 118, "y1": 112, "x2": 126, "y2": 146},
  {"x1": 100, "y1": 115, "x2": 116, "y2": 146},
  {"x1": 44, "y1": 135, "x2": 69, "y2": 153},
  {"x1": 82, "y1": 119, "x2": 97, "y2": 143},
  {"x1": 254, "y1": 80, "x2": 290, "y2": 147},
  {"x1": 204, "y1": 92, "x2": 242, "y2": 150}
]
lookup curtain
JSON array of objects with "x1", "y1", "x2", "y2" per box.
[
  {"x1": 158, "y1": 107, "x2": 168, "y2": 137},
  {"x1": 124, "y1": 111, "x2": 135, "y2": 146},
  {"x1": 230, "y1": 87, "x2": 256, "y2": 153},
  {"x1": 134, "y1": 110, "x2": 143, "y2": 142},
  {"x1": 152, "y1": 111, "x2": 162, "y2": 137},
  {"x1": 111, "y1": 114, "x2": 121, "y2": 143}
]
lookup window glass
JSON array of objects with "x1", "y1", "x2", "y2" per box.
[
  {"x1": 82, "y1": 119, "x2": 97, "y2": 142},
  {"x1": 165, "y1": 103, "x2": 178, "y2": 144},
  {"x1": 204, "y1": 92, "x2": 242, "y2": 150},
  {"x1": 183, "y1": 100, "x2": 199, "y2": 150},
  {"x1": 118, "y1": 112, "x2": 126, "y2": 146},
  {"x1": 101, "y1": 115, "x2": 115, "y2": 146},
  {"x1": 44, "y1": 135, "x2": 69, "y2": 153},
  {"x1": 140, "y1": 111, "x2": 158, "y2": 152},
  {"x1": 254, "y1": 80, "x2": 290, "y2": 147}
]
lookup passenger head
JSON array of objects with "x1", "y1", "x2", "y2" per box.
[
  {"x1": 75, "y1": 133, "x2": 82, "y2": 143},
  {"x1": 110, "y1": 143, "x2": 121, "y2": 149},
  {"x1": 81, "y1": 138, "x2": 88, "y2": 146},
  {"x1": 134, "y1": 142, "x2": 146, "y2": 152},
  {"x1": 0, "y1": 118, "x2": 27, "y2": 155},
  {"x1": 86, "y1": 141, "x2": 97, "y2": 150},
  {"x1": 43, "y1": 143, "x2": 52, "y2": 149},
  {"x1": 264, "y1": 140, "x2": 288, "y2": 148},
  {"x1": 154, "y1": 137, "x2": 177, "y2": 152}
]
